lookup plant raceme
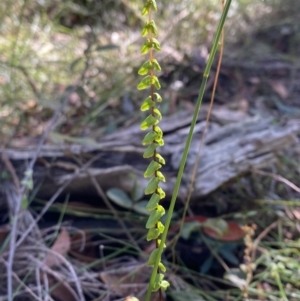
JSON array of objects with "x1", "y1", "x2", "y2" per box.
[
  {"x1": 137, "y1": 0, "x2": 170, "y2": 295},
  {"x1": 138, "y1": 0, "x2": 232, "y2": 299}
]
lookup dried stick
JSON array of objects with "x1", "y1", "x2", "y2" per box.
[
  {"x1": 252, "y1": 168, "x2": 300, "y2": 194},
  {"x1": 6, "y1": 88, "x2": 72, "y2": 300},
  {"x1": 15, "y1": 154, "x2": 102, "y2": 249},
  {"x1": 0, "y1": 257, "x2": 43, "y2": 301},
  {"x1": 73, "y1": 156, "x2": 141, "y2": 252}
]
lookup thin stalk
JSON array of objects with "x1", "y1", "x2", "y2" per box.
[
  {"x1": 145, "y1": 1, "x2": 232, "y2": 299},
  {"x1": 171, "y1": 0, "x2": 226, "y2": 259}
]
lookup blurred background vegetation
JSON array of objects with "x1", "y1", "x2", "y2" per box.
[{"x1": 1, "y1": 0, "x2": 299, "y2": 142}]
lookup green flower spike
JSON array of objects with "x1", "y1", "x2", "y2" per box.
[{"x1": 138, "y1": 0, "x2": 170, "y2": 298}]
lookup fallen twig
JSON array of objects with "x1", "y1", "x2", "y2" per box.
[
  {"x1": 252, "y1": 168, "x2": 300, "y2": 194},
  {"x1": 6, "y1": 87, "x2": 73, "y2": 300}
]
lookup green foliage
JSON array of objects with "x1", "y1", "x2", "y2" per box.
[
  {"x1": 106, "y1": 188, "x2": 134, "y2": 209},
  {"x1": 144, "y1": 161, "x2": 162, "y2": 178},
  {"x1": 143, "y1": 143, "x2": 160, "y2": 158},
  {"x1": 146, "y1": 221, "x2": 164, "y2": 240},
  {"x1": 142, "y1": 131, "x2": 159, "y2": 145},
  {"x1": 106, "y1": 187, "x2": 150, "y2": 215},
  {"x1": 146, "y1": 193, "x2": 161, "y2": 210}
]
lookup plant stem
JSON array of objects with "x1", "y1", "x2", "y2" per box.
[{"x1": 145, "y1": 1, "x2": 232, "y2": 299}]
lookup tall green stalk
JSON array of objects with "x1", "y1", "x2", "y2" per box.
[{"x1": 138, "y1": 1, "x2": 232, "y2": 300}]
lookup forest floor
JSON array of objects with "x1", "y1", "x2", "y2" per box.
[{"x1": 0, "y1": 1, "x2": 300, "y2": 301}]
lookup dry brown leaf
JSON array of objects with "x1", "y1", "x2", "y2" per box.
[
  {"x1": 99, "y1": 264, "x2": 149, "y2": 297},
  {"x1": 0, "y1": 224, "x2": 9, "y2": 245},
  {"x1": 70, "y1": 228, "x2": 98, "y2": 267},
  {"x1": 70, "y1": 230, "x2": 92, "y2": 252},
  {"x1": 42, "y1": 228, "x2": 77, "y2": 301},
  {"x1": 69, "y1": 250, "x2": 103, "y2": 270},
  {"x1": 44, "y1": 228, "x2": 71, "y2": 268},
  {"x1": 268, "y1": 80, "x2": 289, "y2": 99},
  {"x1": 42, "y1": 273, "x2": 78, "y2": 301}
]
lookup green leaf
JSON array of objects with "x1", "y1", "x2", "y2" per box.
[
  {"x1": 181, "y1": 221, "x2": 201, "y2": 240},
  {"x1": 130, "y1": 179, "x2": 144, "y2": 202},
  {"x1": 142, "y1": 131, "x2": 158, "y2": 145},
  {"x1": 141, "y1": 41, "x2": 152, "y2": 55},
  {"x1": 202, "y1": 218, "x2": 229, "y2": 238},
  {"x1": 138, "y1": 66, "x2": 149, "y2": 76},
  {"x1": 144, "y1": 177, "x2": 160, "y2": 195},
  {"x1": 154, "y1": 92, "x2": 162, "y2": 102},
  {"x1": 138, "y1": 60, "x2": 152, "y2": 75},
  {"x1": 155, "y1": 153, "x2": 165, "y2": 164},
  {"x1": 152, "y1": 38, "x2": 161, "y2": 51},
  {"x1": 137, "y1": 75, "x2": 153, "y2": 90},
  {"x1": 142, "y1": 0, "x2": 157, "y2": 16},
  {"x1": 141, "y1": 96, "x2": 154, "y2": 111},
  {"x1": 132, "y1": 201, "x2": 150, "y2": 216},
  {"x1": 140, "y1": 115, "x2": 159, "y2": 130},
  {"x1": 156, "y1": 171, "x2": 166, "y2": 182},
  {"x1": 146, "y1": 193, "x2": 160, "y2": 211},
  {"x1": 138, "y1": 59, "x2": 160, "y2": 75},
  {"x1": 141, "y1": 22, "x2": 150, "y2": 37},
  {"x1": 146, "y1": 205, "x2": 165, "y2": 228},
  {"x1": 142, "y1": 6, "x2": 150, "y2": 16},
  {"x1": 148, "y1": 20, "x2": 158, "y2": 35},
  {"x1": 147, "y1": 228, "x2": 160, "y2": 241},
  {"x1": 153, "y1": 107, "x2": 162, "y2": 120},
  {"x1": 152, "y1": 59, "x2": 161, "y2": 71},
  {"x1": 142, "y1": 21, "x2": 158, "y2": 37},
  {"x1": 153, "y1": 76, "x2": 161, "y2": 89},
  {"x1": 144, "y1": 161, "x2": 162, "y2": 178},
  {"x1": 146, "y1": 221, "x2": 164, "y2": 240},
  {"x1": 143, "y1": 143, "x2": 159, "y2": 158},
  {"x1": 155, "y1": 81, "x2": 161, "y2": 90},
  {"x1": 148, "y1": 0, "x2": 157, "y2": 12},
  {"x1": 106, "y1": 188, "x2": 133, "y2": 209},
  {"x1": 147, "y1": 248, "x2": 159, "y2": 266},
  {"x1": 142, "y1": 27, "x2": 149, "y2": 37},
  {"x1": 141, "y1": 38, "x2": 161, "y2": 55},
  {"x1": 158, "y1": 262, "x2": 166, "y2": 272}
]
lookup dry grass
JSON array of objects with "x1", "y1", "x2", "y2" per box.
[{"x1": 1, "y1": 0, "x2": 300, "y2": 300}]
